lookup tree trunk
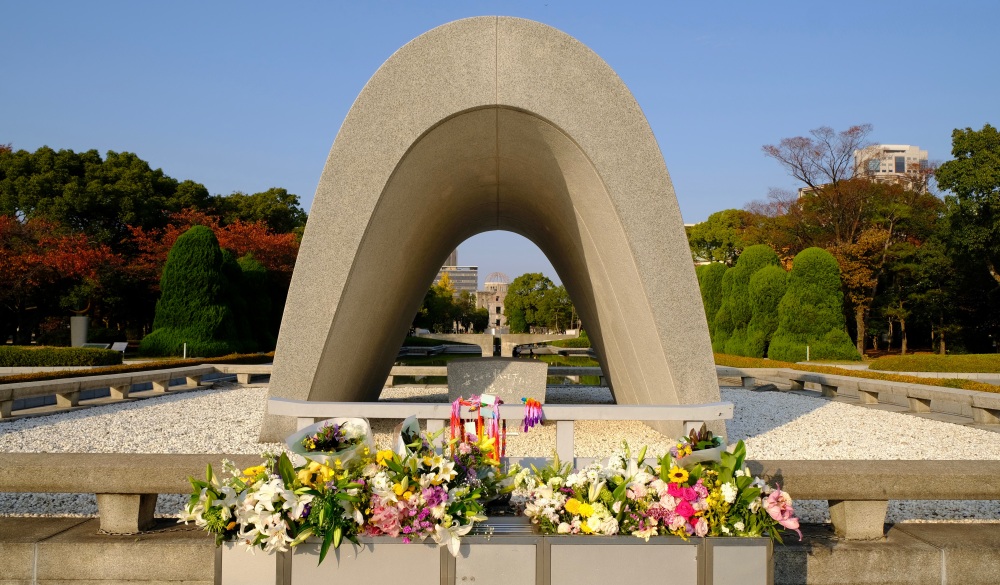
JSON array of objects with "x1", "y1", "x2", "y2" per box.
[
  {"x1": 855, "y1": 306, "x2": 866, "y2": 356},
  {"x1": 989, "y1": 261, "x2": 1000, "y2": 286},
  {"x1": 900, "y1": 317, "x2": 907, "y2": 355},
  {"x1": 938, "y1": 318, "x2": 946, "y2": 355}
]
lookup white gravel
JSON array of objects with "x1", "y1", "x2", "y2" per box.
[{"x1": 1, "y1": 383, "x2": 997, "y2": 524}]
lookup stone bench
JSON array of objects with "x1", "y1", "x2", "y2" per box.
[
  {"x1": 722, "y1": 366, "x2": 1000, "y2": 425},
  {"x1": 0, "y1": 365, "x2": 243, "y2": 418},
  {"x1": 4, "y1": 451, "x2": 995, "y2": 545},
  {"x1": 0, "y1": 452, "x2": 261, "y2": 533},
  {"x1": 747, "y1": 459, "x2": 1000, "y2": 540}
]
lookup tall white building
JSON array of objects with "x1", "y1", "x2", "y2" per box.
[{"x1": 854, "y1": 144, "x2": 930, "y2": 191}]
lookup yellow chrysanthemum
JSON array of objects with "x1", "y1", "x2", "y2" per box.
[
  {"x1": 242, "y1": 465, "x2": 266, "y2": 478},
  {"x1": 577, "y1": 503, "x2": 594, "y2": 518},
  {"x1": 564, "y1": 498, "x2": 582, "y2": 515},
  {"x1": 668, "y1": 466, "x2": 689, "y2": 484},
  {"x1": 297, "y1": 461, "x2": 335, "y2": 487},
  {"x1": 376, "y1": 450, "x2": 395, "y2": 467},
  {"x1": 580, "y1": 523, "x2": 593, "y2": 534}
]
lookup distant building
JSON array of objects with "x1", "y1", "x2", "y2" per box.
[
  {"x1": 797, "y1": 144, "x2": 931, "y2": 198},
  {"x1": 435, "y1": 249, "x2": 478, "y2": 295},
  {"x1": 476, "y1": 272, "x2": 510, "y2": 330},
  {"x1": 854, "y1": 144, "x2": 930, "y2": 192}
]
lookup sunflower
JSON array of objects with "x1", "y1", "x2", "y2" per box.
[{"x1": 668, "y1": 466, "x2": 689, "y2": 484}]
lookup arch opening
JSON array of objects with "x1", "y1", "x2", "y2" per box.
[{"x1": 263, "y1": 17, "x2": 719, "y2": 440}]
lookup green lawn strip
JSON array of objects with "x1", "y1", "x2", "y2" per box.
[
  {"x1": 402, "y1": 336, "x2": 472, "y2": 347},
  {"x1": 0, "y1": 353, "x2": 274, "y2": 384},
  {"x1": 549, "y1": 338, "x2": 591, "y2": 348},
  {"x1": 868, "y1": 354, "x2": 1000, "y2": 373},
  {"x1": 713, "y1": 353, "x2": 1000, "y2": 395}
]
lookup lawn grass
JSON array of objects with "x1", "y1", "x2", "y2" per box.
[
  {"x1": 869, "y1": 353, "x2": 1000, "y2": 373},
  {"x1": 713, "y1": 353, "x2": 1000, "y2": 394}
]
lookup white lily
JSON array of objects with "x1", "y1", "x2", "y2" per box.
[{"x1": 433, "y1": 522, "x2": 474, "y2": 557}]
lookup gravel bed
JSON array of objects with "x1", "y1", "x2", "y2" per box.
[{"x1": 1, "y1": 383, "x2": 997, "y2": 523}]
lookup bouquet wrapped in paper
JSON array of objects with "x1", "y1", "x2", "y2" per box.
[{"x1": 286, "y1": 417, "x2": 374, "y2": 467}]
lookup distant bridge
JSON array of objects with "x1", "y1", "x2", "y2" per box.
[{"x1": 413, "y1": 332, "x2": 580, "y2": 357}]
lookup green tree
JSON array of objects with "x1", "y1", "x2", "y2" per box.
[
  {"x1": 763, "y1": 126, "x2": 944, "y2": 353},
  {"x1": 504, "y1": 273, "x2": 556, "y2": 334},
  {"x1": 237, "y1": 253, "x2": 277, "y2": 351},
  {"x1": 139, "y1": 226, "x2": 248, "y2": 356},
  {"x1": 539, "y1": 285, "x2": 574, "y2": 332},
  {"x1": 935, "y1": 124, "x2": 1000, "y2": 286},
  {"x1": 212, "y1": 188, "x2": 308, "y2": 235},
  {"x1": 716, "y1": 245, "x2": 780, "y2": 356},
  {"x1": 686, "y1": 209, "x2": 753, "y2": 266},
  {"x1": 768, "y1": 248, "x2": 859, "y2": 362},
  {"x1": 413, "y1": 274, "x2": 462, "y2": 333},
  {"x1": 745, "y1": 265, "x2": 787, "y2": 357},
  {"x1": 696, "y1": 263, "x2": 727, "y2": 340},
  {"x1": 0, "y1": 146, "x2": 211, "y2": 244}
]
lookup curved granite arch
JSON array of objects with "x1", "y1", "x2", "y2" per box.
[{"x1": 263, "y1": 17, "x2": 720, "y2": 439}]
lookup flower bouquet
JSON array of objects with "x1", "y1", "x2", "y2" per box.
[
  {"x1": 512, "y1": 439, "x2": 800, "y2": 543},
  {"x1": 183, "y1": 421, "x2": 513, "y2": 564},
  {"x1": 365, "y1": 428, "x2": 511, "y2": 554},
  {"x1": 671, "y1": 424, "x2": 725, "y2": 468},
  {"x1": 285, "y1": 417, "x2": 373, "y2": 467}
]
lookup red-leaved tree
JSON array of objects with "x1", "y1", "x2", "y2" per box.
[{"x1": 0, "y1": 216, "x2": 120, "y2": 344}]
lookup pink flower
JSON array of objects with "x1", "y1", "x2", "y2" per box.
[
  {"x1": 693, "y1": 517, "x2": 709, "y2": 538},
  {"x1": 675, "y1": 500, "x2": 695, "y2": 519},
  {"x1": 764, "y1": 486, "x2": 802, "y2": 540}
]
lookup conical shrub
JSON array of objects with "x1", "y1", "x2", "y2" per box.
[
  {"x1": 140, "y1": 225, "x2": 246, "y2": 357},
  {"x1": 768, "y1": 247, "x2": 860, "y2": 362}
]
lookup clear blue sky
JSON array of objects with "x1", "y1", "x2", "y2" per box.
[{"x1": 3, "y1": 1, "x2": 997, "y2": 287}]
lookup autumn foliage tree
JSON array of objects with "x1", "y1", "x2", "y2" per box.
[
  {"x1": 761, "y1": 125, "x2": 944, "y2": 353},
  {"x1": 0, "y1": 216, "x2": 119, "y2": 344}
]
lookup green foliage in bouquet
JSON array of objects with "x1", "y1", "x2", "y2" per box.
[
  {"x1": 182, "y1": 427, "x2": 514, "y2": 563},
  {"x1": 513, "y1": 438, "x2": 801, "y2": 543}
]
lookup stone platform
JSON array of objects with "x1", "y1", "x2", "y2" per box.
[{"x1": 3, "y1": 518, "x2": 998, "y2": 584}]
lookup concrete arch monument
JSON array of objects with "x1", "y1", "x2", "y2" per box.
[{"x1": 263, "y1": 17, "x2": 720, "y2": 438}]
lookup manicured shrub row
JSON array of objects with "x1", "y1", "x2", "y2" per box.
[
  {"x1": 869, "y1": 354, "x2": 1000, "y2": 373},
  {"x1": 0, "y1": 352, "x2": 272, "y2": 384},
  {"x1": 701, "y1": 247, "x2": 860, "y2": 362},
  {"x1": 0, "y1": 346, "x2": 123, "y2": 367},
  {"x1": 713, "y1": 353, "x2": 1000, "y2": 395}
]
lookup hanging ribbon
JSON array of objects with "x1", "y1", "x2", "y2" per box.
[
  {"x1": 449, "y1": 394, "x2": 505, "y2": 461},
  {"x1": 521, "y1": 398, "x2": 543, "y2": 433}
]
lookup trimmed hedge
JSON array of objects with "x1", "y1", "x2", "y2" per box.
[
  {"x1": 696, "y1": 263, "x2": 727, "y2": 336},
  {"x1": 0, "y1": 346, "x2": 123, "y2": 367},
  {"x1": 0, "y1": 352, "x2": 272, "y2": 384},
  {"x1": 713, "y1": 353, "x2": 1000, "y2": 394},
  {"x1": 869, "y1": 354, "x2": 1000, "y2": 373},
  {"x1": 768, "y1": 248, "x2": 859, "y2": 362},
  {"x1": 744, "y1": 265, "x2": 787, "y2": 358},
  {"x1": 140, "y1": 226, "x2": 249, "y2": 357},
  {"x1": 717, "y1": 245, "x2": 780, "y2": 357}
]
